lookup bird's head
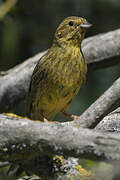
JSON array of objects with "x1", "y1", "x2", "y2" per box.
[{"x1": 54, "y1": 16, "x2": 92, "y2": 47}]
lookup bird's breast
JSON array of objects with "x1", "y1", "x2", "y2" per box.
[{"x1": 52, "y1": 47, "x2": 87, "y2": 87}]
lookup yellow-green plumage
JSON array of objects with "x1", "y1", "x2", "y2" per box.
[{"x1": 27, "y1": 16, "x2": 91, "y2": 121}]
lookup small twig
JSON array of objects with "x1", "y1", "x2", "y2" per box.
[
  {"x1": 17, "y1": 176, "x2": 40, "y2": 180},
  {"x1": 0, "y1": 161, "x2": 9, "y2": 168},
  {"x1": 0, "y1": 0, "x2": 17, "y2": 19}
]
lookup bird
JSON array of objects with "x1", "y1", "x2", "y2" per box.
[{"x1": 27, "y1": 16, "x2": 92, "y2": 122}]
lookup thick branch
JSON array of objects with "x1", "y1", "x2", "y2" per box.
[
  {"x1": 0, "y1": 29, "x2": 120, "y2": 112},
  {"x1": 95, "y1": 107, "x2": 120, "y2": 132},
  {"x1": 82, "y1": 28, "x2": 120, "y2": 70},
  {"x1": 0, "y1": 114, "x2": 120, "y2": 162}
]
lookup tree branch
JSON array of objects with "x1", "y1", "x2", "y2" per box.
[
  {"x1": 82, "y1": 28, "x2": 120, "y2": 71},
  {"x1": 0, "y1": 161, "x2": 9, "y2": 168},
  {"x1": 95, "y1": 107, "x2": 120, "y2": 132},
  {"x1": 0, "y1": 29, "x2": 120, "y2": 112},
  {"x1": 0, "y1": 114, "x2": 120, "y2": 163},
  {"x1": 76, "y1": 77, "x2": 120, "y2": 128},
  {"x1": 0, "y1": 52, "x2": 46, "y2": 112}
]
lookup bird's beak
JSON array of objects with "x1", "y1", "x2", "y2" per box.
[{"x1": 80, "y1": 20, "x2": 92, "y2": 29}]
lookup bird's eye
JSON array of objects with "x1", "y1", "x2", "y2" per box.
[{"x1": 69, "y1": 21, "x2": 74, "y2": 26}]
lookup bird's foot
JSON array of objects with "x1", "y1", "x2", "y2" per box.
[
  {"x1": 62, "y1": 111, "x2": 79, "y2": 120},
  {"x1": 43, "y1": 117, "x2": 49, "y2": 122},
  {"x1": 35, "y1": 113, "x2": 49, "y2": 122},
  {"x1": 69, "y1": 115, "x2": 79, "y2": 120},
  {"x1": 43, "y1": 117, "x2": 60, "y2": 124},
  {"x1": 35, "y1": 113, "x2": 60, "y2": 123}
]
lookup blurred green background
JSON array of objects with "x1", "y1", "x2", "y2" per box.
[{"x1": 0, "y1": 0, "x2": 120, "y2": 179}]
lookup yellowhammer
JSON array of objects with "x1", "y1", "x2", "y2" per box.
[{"x1": 27, "y1": 16, "x2": 92, "y2": 122}]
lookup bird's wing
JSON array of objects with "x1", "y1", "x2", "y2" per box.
[{"x1": 26, "y1": 52, "x2": 51, "y2": 118}]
